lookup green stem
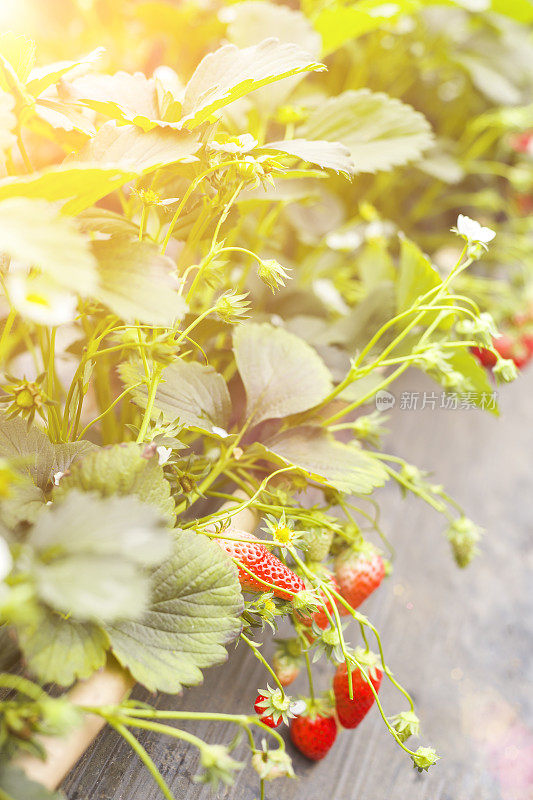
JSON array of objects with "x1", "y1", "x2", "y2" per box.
[
  {"x1": 0, "y1": 308, "x2": 16, "y2": 364},
  {"x1": 136, "y1": 363, "x2": 163, "y2": 443},
  {"x1": 240, "y1": 633, "x2": 286, "y2": 698},
  {"x1": 304, "y1": 651, "x2": 315, "y2": 702},
  {"x1": 77, "y1": 382, "x2": 143, "y2": 440},
  {"x1": 109, "y1": 721, "x2": 175, "y2": 800}
]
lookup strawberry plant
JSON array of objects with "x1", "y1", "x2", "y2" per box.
[{"x1": 0, "y1": 2, "x2": 529, "y2": 799}]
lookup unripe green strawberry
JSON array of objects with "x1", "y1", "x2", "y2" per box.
[
  {"x1": 334, "y1": 543, "x2": 385, "y2": 609},
  {"x1": 215, "y1": 531, "x2": 305, "y2": 600},
  {"x1": 273, "y1": 639, "x2": 302, "y2": 687},
  {"x1": 303, "y1": 527, "x2": 334, "y2": 562},
  {"x1": 333, "y1": 648, "x2": 382, "y2": 729},
  {"x1": 289, "y1": 697, "x2": 337, "y2": 761}
]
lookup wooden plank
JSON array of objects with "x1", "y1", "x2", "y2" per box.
[{"x1": 62, "y1": 369, "x2": 533, "y2": 800}]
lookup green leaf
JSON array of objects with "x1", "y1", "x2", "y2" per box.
[
  {"x1": 329, "y1": 283, "x2": 397, "y2": 351},
  {"x1": 261, "y1": 138, "x2": 354, "y2": 177},
  {"x1": 358, "y1": 239, "x2": 395, "y2": 290},
  {"x1": 0, "y1": 480, "x2": 45, "y2": 528},
  {"x1": 0, "y1": 198, "x2": 97, "y2": 295},
  {"x1": 0, "y1": 414, "x2": 95, "y2": 490},
  {"x1": 70, "y1": 121, "x2": 201, "y2": 174},
  {"x1": 14, "y1": 605, "x2": 107, "y2": 686},
  {"x1": 119, "y1": 359, "x2": 231, "y2": 434},
  {"x1": 491, "y1": 0, "x2": 533, "y2": 22},
  {"x1": 106, "y1": 529, "x2": 243, "y2": 693},
  {"x1": 55, "y1": 442, "x2": 176, "y2": 524},
  {"x1": 396, "y1": 237, "x2": 453, "y2": 330},
  {"x1": 0, "y1": 763, "x2": 66, "y2": 800},
  {"x1": 51, "y1": 440, "x2": 97, "y2": 476},
  {"x1": 28, "y1": 491, "x2": 171, "y2": 623},
  {"x1": 233, "y1": 322, "x2": 333, "y2": 426},
  {"x1": 397, "y1": 237, "x2": 442, "y2": 314},
  {"x1": 299, "y1": 90, "x2": 433, "y2": 174},
  {"x1": 262, "y1": 427, "x2": 388, "y2": 494},
  {"x1": 226, "y1": 1, "x2": 320, "y2": 55},
  {"x1": 313, "y1": 0, "x2": 419, "y2": 55},
  {"x1": 180, "y1": 38, "x2": 325, "y2": 129},
  {"x1": 225, "y1": 1, "x2": 321, "y2": 110},
  {"x1": 456, "y1": 54, "x2": 521, "y2": 106},
  {"x1": 92, "y1": 237, "x2": 187, "y2": 326},
  {"x1": 0, "y1": 32, "x2": 36, "y2": 91},
  {"x1": 430, "y1": 348, "x2": 499, "y2": 415},
  {"x1": 25, "y1": 48, "x2": 105, "y2": 97},
  {"x1": 67, "y1": 70, "x2": 161, "y2": 130},
  {"x1": 0, "y1": 415, "x2": 54, "y2": 489},
  {"x1": 0, "y1": 164, "x2": 137, "y2": 216}
]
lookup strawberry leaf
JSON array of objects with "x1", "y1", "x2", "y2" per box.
[
  {"x1": 92, "y1": 237, "x2": 187, "y2": 326},
  {"x1": 70, "y1": 121, "x2": 201, "y2": 174},
  {"x1": 180, "y1": 38, "x2": 325, "y2": 129},
  {"x1": 0, "y1": 164, "x2": 137, "y2": 216},
  {"x1": 0, "y1": 198, "x2": 97, "y2": 295},
  {"x1": 0, "y1": 763, "x2": 66, "y2": 800},
  {"x1": 312, "y1": 0, "x2": 419, "y2": 56},
  {"x1": 25, "y1": 47, "x2": 105, "y2": 97},
  {"x1": 260, "y1": 426, "x2": 389, "y2": 494},
  {"x1": 299, "y1": 90, "x2": 433, "y2": 174},
  {"x1": 55, "y1": 442, "x2": 176, "y2": 524},
  {"x1": 119, "y1": 359, "x2": 231, "y2": 434},
  {"x1": 106, "y1": 529, "x2": 243, "y2": 693},
  {"x1": 28, "y1": 491, "x2": 171, "y2": 623},
  {"x1": 234, "y1": 322, "x2": 332, "y2": 427},
  {"x1": 261, "y1": 139, "x2": 354, "y2": 177},
  {"x1": 14, "y1": 606, "x2": 108, "y2": 686}
]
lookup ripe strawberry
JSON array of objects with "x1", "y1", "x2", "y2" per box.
[
  {"x1": 510, "y1": 130, "x2": 533, "y2": 154},
  {"x1": 253, "y1": 686, "x2": 293, "y2": 728},
  {"x1": 522, "y1": 332, "x2": 533, "y2": 356},
  {"x1": 334, "y1": 543, "x2": 385, "y2": 610},
  {"x1": 254, "y1": 694, "x2": 278, "y2": 728},
  {"x1": 333, "y1": 648, "x2": 383, "y2": 729},
  {"x1": 493, "y1": 333, "x2": 530, "y2": 368},
  {"x1": 289, "y1": 698, "x2": 337, "y2": 761},
  {"x1": 471, "y1": 346, "x2": 497, "y2": 368},
  {"x1": 215, "y1": 531, "x2": 305, "y2": 600},
  {"x1": 295, "y1": 567, "x2": 349, "y2": 632},
  {"x1": 273, "y1": 639, "x2": 302, "y2": 687}
]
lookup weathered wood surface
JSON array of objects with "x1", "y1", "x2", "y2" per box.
[{"x1": 62, "y1": 369, "x2": 533, "y2": 800}]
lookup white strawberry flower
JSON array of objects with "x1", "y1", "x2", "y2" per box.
[
  {"x1": 156, "y1": 446, "x2": 172, "y2": 466},
  {"x1": 454, "y1": 214, "x2": 495, "y2": 246},
  {"x1": 7, "y1": 272, "x2": 77, "y2": 326}
]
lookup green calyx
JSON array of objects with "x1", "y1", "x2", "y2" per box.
[
  {"x1": 411, "y1": 746, "x2": 440, "y2": 772},
  {"x1": 389, "y1": 710, "x2": 420, "y2": 742},
  {"x1": 256, "y1": 686, "x2": 294, "y2": 725},
  {"x1": 446, "y1": 516, "x2": 483, "y2": 567},
  {"x1": 352, "y1": 647, "x2": 382, "y2": 680}
]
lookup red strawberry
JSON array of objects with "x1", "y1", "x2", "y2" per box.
[
  {"x1": 493, "y1": 333, "x2": 530, "y2": 368},
  {"x1": 522, "y1": 332, "x2": 533, "y2": 356},
  {"x1": 471, "y1": 346, "x2": 497, "y2": 368},
  {"x1": 334, "y1": 544, "x2": 385, "y2": 610},
  {"x1": 510, "y1": 131, "x2": 533, "y2": 154},
  {"x1": 254, "y1": 694, "x2": 279, "y2": 728},
  {"x1": 253, "y1": 686, "x2": 292, "y2": 728},
  {"x1": 215, "y1": 531, "x2": 305, "y2": 599},
  {"x1": 289, "y1": 699, "x2": 337, "y2": 761},
  {"x1": 333, "y1": 648, "x2": 382, "y2": 729}
]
